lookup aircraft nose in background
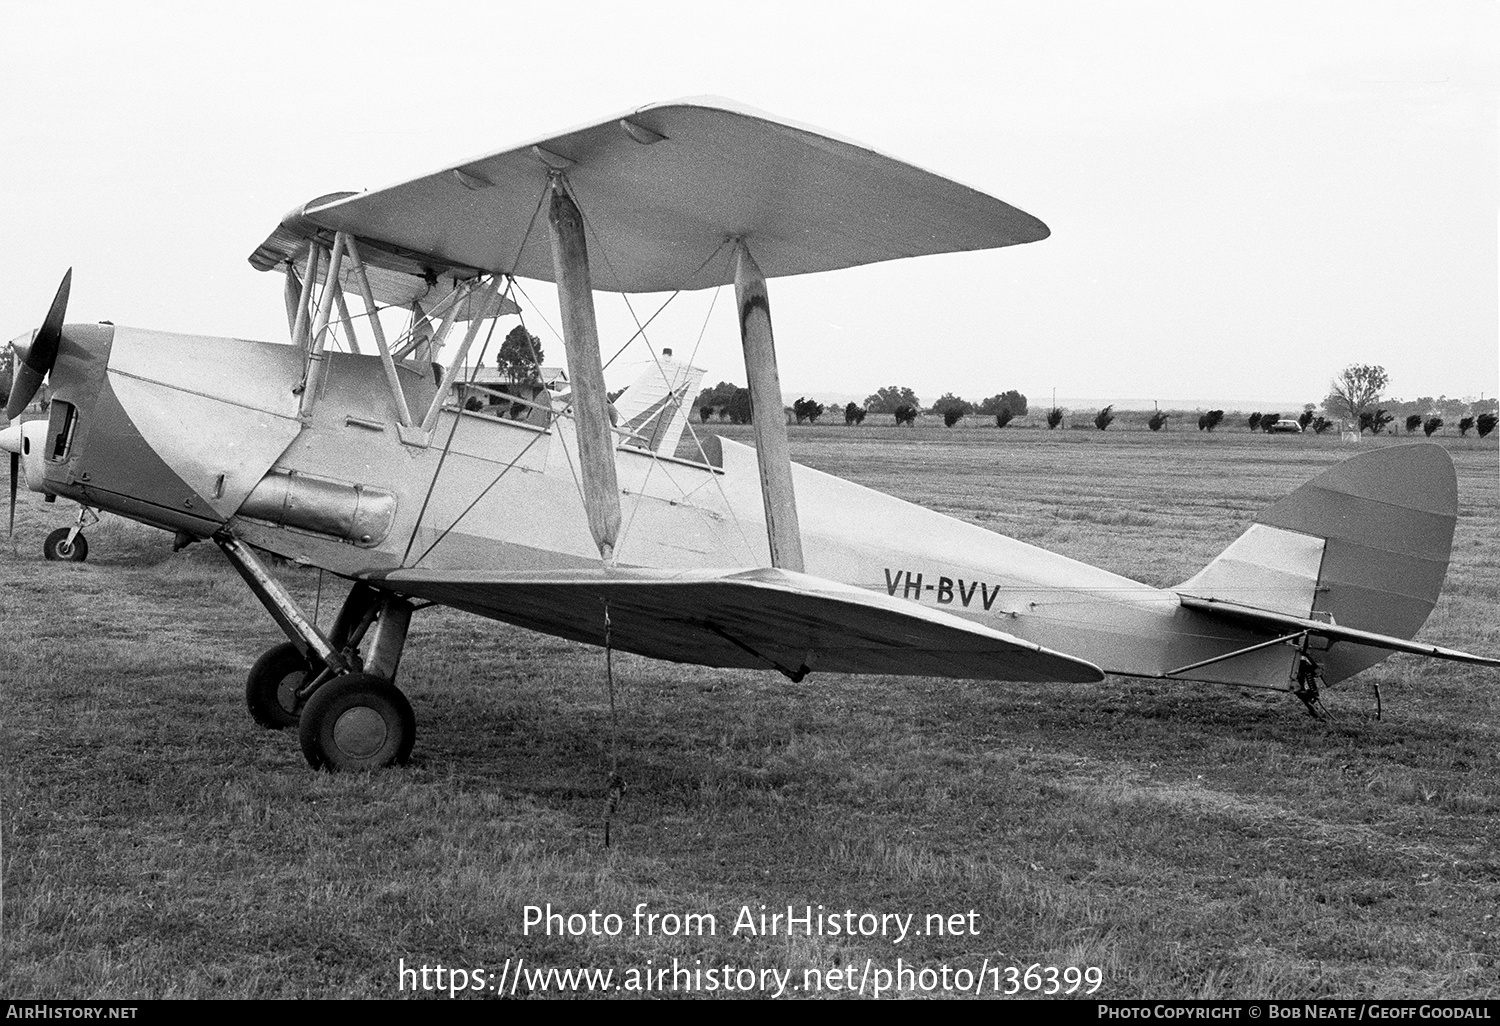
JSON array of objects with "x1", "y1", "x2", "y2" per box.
[{"x1": 6, "y1": 269, "x2": 71, "y2": 419}]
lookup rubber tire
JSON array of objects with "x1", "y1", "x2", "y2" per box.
[
  {"x1": 298, "y1": 673, "x2": 415, "y2": 772},
  {"x1": 43, "y1": 528, "x2": 88, "y2": 562},
  {"x1": 246, "y1": 641, "x2": 318, "y2": 730}
]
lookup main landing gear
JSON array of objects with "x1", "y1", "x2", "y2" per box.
[
  {"x1": 219, "y1": 538, "x2": 417, "y2": 771},
  {"x1": 245, "y1": 641, "x2": 316, "y2": 729}
]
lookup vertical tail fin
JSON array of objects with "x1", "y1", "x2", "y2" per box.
[
  {"x1": 611, "y1": 349, "x2": 705, "y2": 457},
  {"x1": 1177, "y1": 444, "x2": 1458, "y2": 683}
]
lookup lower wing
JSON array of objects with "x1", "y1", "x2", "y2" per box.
[{"x1": 372, "y1": 565, "x2": 1104, "y2": 683}]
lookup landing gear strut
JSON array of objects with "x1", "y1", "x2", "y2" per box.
[{"x1": 220, "y1": 538, "x2": 416, "y2": 770}]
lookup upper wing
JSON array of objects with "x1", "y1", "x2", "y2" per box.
[
  {"x1": 372, "y1": 565, "x2": 1103, "y2": 683},
  {"x1": 257, "y1": 97, "x2": 1049, "y2": 293}
]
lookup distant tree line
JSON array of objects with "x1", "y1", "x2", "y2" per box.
[{"x1": 688, "y1": 365, "x2": 1496, "y2": 439}]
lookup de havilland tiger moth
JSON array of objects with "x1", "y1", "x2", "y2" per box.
[{"x1": 3, "y1": 98, "x2": 1495, "y2": 771}]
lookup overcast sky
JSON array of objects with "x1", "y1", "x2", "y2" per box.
[{"x1": 2, "y1": 0, "x2": 1493, "y2": 409}]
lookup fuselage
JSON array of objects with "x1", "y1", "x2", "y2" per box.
[{"x1": 33, "y1": 323, "x2": 1294, "y2": 687}]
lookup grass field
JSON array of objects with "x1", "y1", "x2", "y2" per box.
[{"x1": 1, "y1": 426, "x2": 1496, "y2": 999}]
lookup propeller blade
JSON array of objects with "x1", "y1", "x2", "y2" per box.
[
  {"x1": 8, "y1": 451, "x2": 17, "y2": 539},
  {"x1": 5, "y1": 269, "x2": 71, "y2": 420}
]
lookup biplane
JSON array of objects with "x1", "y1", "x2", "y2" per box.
[{"x1": 4, "y1": 98, "x2": 1496, "y2": 771}]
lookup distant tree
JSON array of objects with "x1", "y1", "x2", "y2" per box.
[
  {"x1": 1147, "y1": 411, "x2": 1168, "y2": 432},
  {"x1": 977, "y1": 390, "x2": 1028, "y2": 417},
  {"x1": 698, "y1": 381, "x2": 742, "y2": 422},
  {"x1": 1046, "y1": 408, "x2": 1064, "y2": 430},
  {"x1": 1477, "y1": 413, "x2": 1498, "y2": 439},
  {"x1": 1458, "y1": 417, "x2": 1475, "y2": 437},
  {"x1": 994, "y1": 408, "x2": 1014, "y2": 428},
  {"x1": 792, "y1": 397, "x2": 825, "y2": 424},
  {"x1": 931, "y1": 393, "x2": 973, "y2": 427},
  {"x1": 1404, "y1": 414, "x2": 1424, "y2": 435},
  {"x1": 1197, "y1": 410, "x2": 1225, "y2": 432},
  {"x1": 1359, "y1": 409, "x2": 1394, "y2": 435},
  {"x1": 700, "y1": 381, "x2": 738, "y2": 404},
  {"x1": 1423, "y1": 416, "x2": 1443, "y2": 437},
  {"x1": 1311, "y1": 416, "x2": 1333, "y2": 434},
  {"x1": 865, "y1": 385, "x2": 921, "y2": 414},
  {"x1": 696, "y1": 405, "x2": 714, "y2": 423},
  {"x1": 1298, "y1": 408, "x2": 1316, "y2": 431},
  {"x1": 497, "y1": 325, "x2": 545, "y2": 384},
  {"x1": 725, "y1": 387, "x2": 753, "y2": 424},
  {"x1": 1093, "y1": 405, "x2": 1115, "y2": 431},
  {"x1": 1326, "y1": 363, "x2": 1389, "y2": 426},
  {"x1": 1247, "y1": 412, "x2": 1263, "y2": 431},
  {"x1": 1261, "y1": 412, "x2": 1281, "y2": 433},
  {"x1": 893, "y1": 404, "x2": 918, "y2": 426},
  {"x1": 843, "y1": 402, "x2": 866, "y2": 426}
]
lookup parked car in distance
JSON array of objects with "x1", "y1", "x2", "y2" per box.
[{"x1": 1267, "y1": 419, "x2": 1303, "y2": 434}]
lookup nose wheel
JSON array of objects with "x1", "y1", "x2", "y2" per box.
[
  {"x1": 41, "y1": 505, "x2": 98, "y2": 561},
  {"x1": 43, "y1": 527, "x2": 88, "y2": 561},
  {"x1": 42, "y1": 507, "x2": 97, "y2": 561}
]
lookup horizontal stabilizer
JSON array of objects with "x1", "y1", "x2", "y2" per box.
[
  {"x1": 282, "y1": 98, "x2": 1049, "y2": 293},
  {"x1": 1179, "y1": 596, "x2": 1500, "y2": 670},
  {"x1": 373, "y1": 565, "x2": 1103, "y2": 683}
]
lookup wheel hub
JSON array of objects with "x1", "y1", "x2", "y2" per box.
[{"x1": 332, "y1": 705, "x2": 389, "y2": 759}]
